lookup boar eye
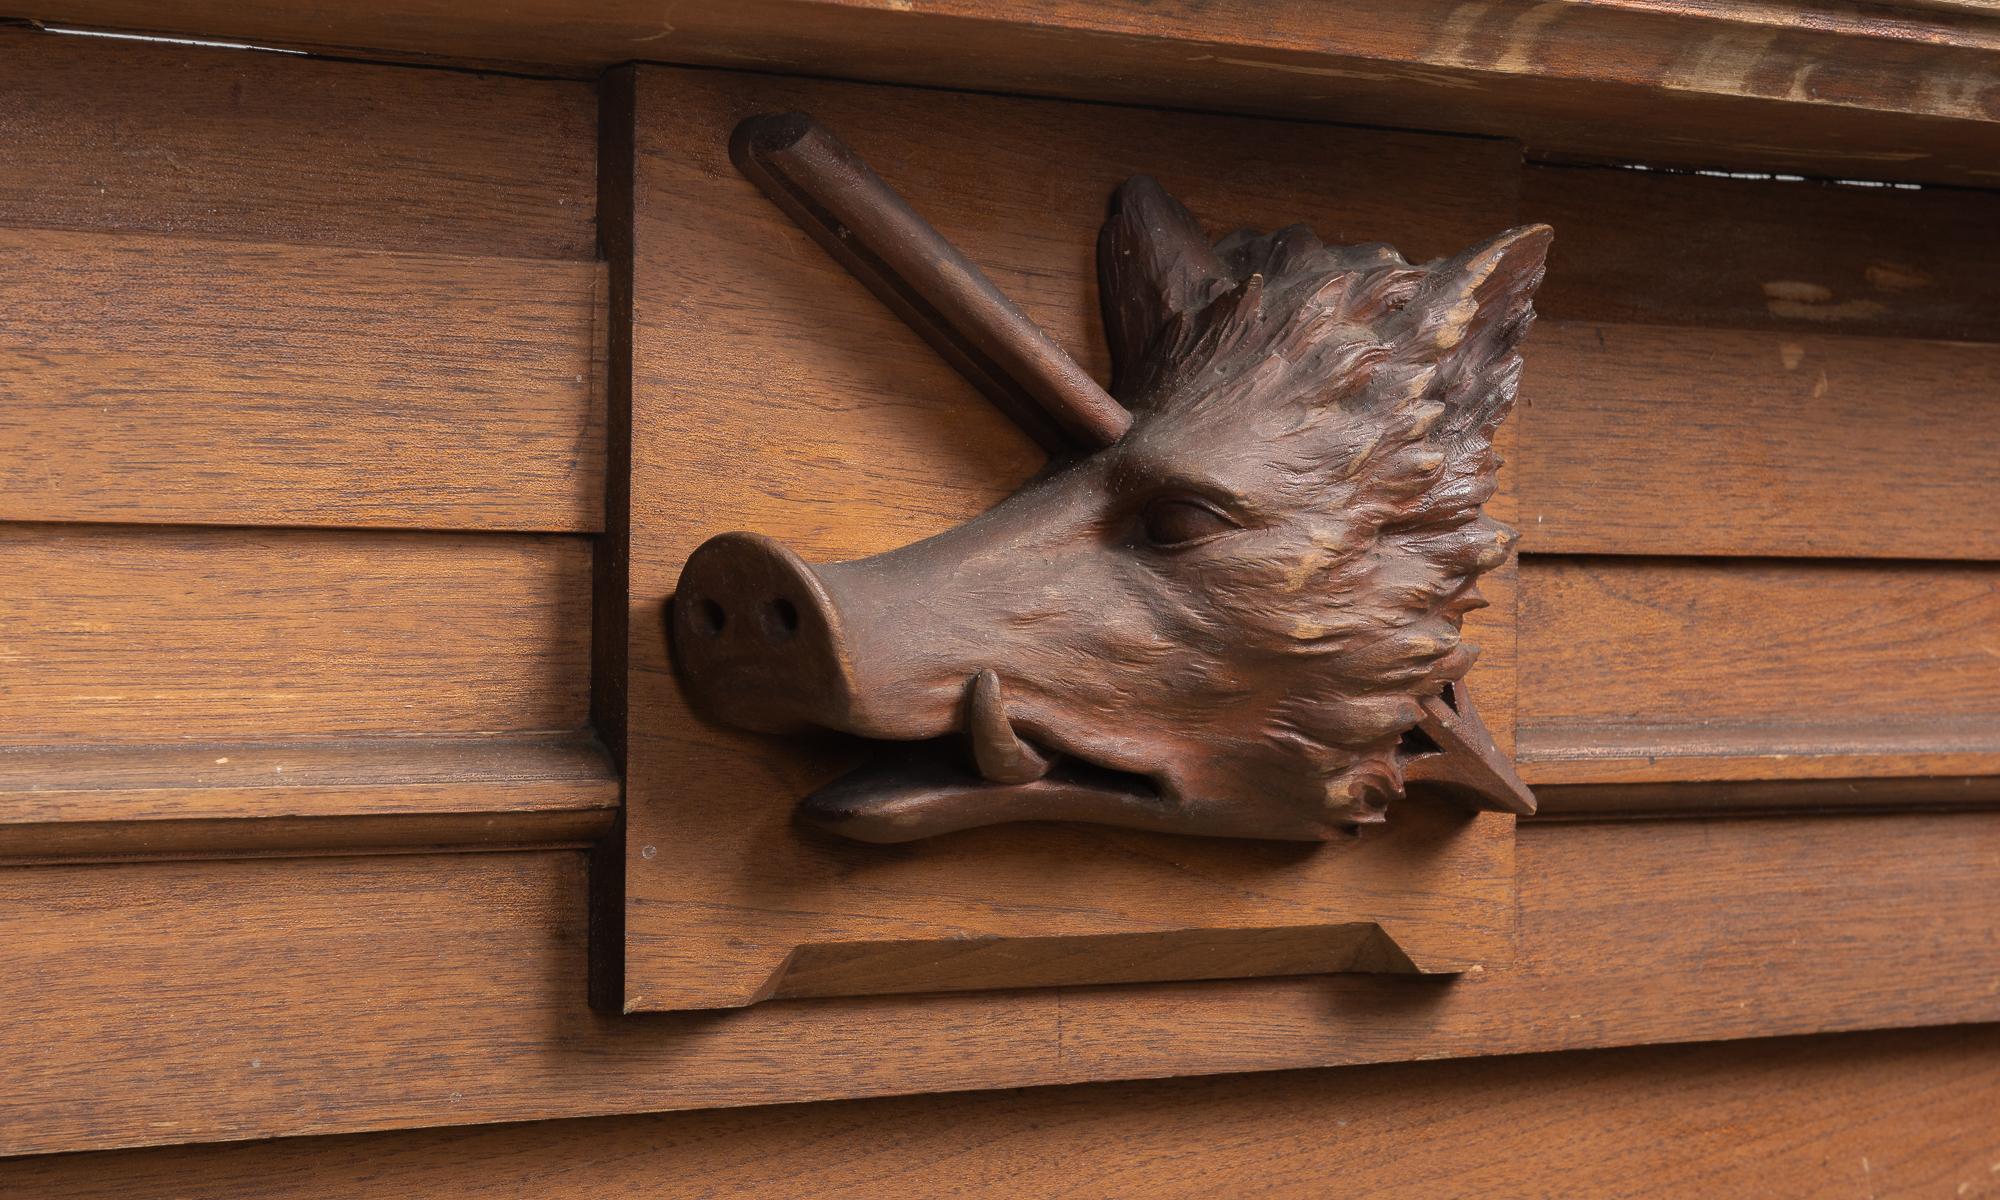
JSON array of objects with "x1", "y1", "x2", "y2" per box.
[{"x1": 1139, "y1": 495, "x2": 1237, "y2": 548}]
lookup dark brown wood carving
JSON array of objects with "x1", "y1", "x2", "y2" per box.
[{"x1": 669, "y1": 113, "x2": 1545, "y2": 843}]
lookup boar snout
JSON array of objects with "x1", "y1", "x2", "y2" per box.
[
  {"x1": 671, "y1": 530, "x2": 982, "y2": 745},
  {"x1": 669, "y1": 532, "x2": 861, "y2": 736}
]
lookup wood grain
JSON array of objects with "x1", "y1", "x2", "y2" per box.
[
  {"x1": 0, "y1": 228, "x2": 605, "y2": 531},
  {"x1": 1516, "y1": 323, "x2": 2000, "y2": 559},
  {"x1": 6, "y1": 811, "x2": 2000, "y2": 1156},
  {"x1": 1518, "y1": 557, "x2": 2000, "y2": 783},
  {"x1": 10, "y1": 1026, "x2": 2000, "y2": 1199},
  {"x1": 0, "y1": 734, "x2": 618, "y2": 862},
  {"x1": 0, "y1": 525, "x2": 593, "y2": 743},
  {"x1": 0, "y1": 25, "x2": 596, "y2": 258},
  {"x1": 13, "y1": 1, "x2": 2000, "y2": 184},
  {"x1": 1525, "y1": 164, "x2": 2000, "y2": 340},
  {"x1": 620, "y1": 68, "x2": 1525, "y2": 1010}
]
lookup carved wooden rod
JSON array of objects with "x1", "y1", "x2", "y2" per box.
[{"x1": 731, "y1": 112, "x2": 1133, "y2": 453}]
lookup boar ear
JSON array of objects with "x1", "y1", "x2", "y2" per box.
[
  {"x1": 1097, "y1": 176, "x2": 1231, "y2": 398},
  {"x1": 1394, "y1": 224, "x2": 1552, "y2": 426}
]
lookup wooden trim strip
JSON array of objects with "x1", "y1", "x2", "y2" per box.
[
  {"x1": 1530, "y1": 774, "x2": 2000, "y2": 820},
  {"x1": 0, "y1": 735, "x2": 620, "y2": 862},
  {"x1": 0, "y1": 810, "x2": 615, "y2": 866}
]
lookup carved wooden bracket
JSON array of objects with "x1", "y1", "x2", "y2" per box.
[{"x1": 668, "y1": 113, "x2": 1541, "y2": 843}]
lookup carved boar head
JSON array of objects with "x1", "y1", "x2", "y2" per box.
[{"x1": 671, "y1": 172, "x2": 1548, "y2": 842}]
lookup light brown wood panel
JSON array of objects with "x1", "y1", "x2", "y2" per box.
[
  {"x1": 7, "y1": 812, "x2": 2000, "y2": 1156},
  {"x1": 11, "y1": 1026, "x2": 2000, "y2": 1199},
  {"x1": 1525, "y1": 165, "x2": 2000, "y2": 340},
  {"x1": 1516, "y1": 323, "x2": 2000, "y2": 559},
  {"x1": 0, "y1": 229, "x2": 605, "y2": 531},
  {"x1": 0, "y1": 25, "x2": 596, "y2": 258},
  {"x1": 14, "y1": 1, "x2": 2000, "y2": 184},
  {"x1": 0, "y1": 734, "x2": 618, "y2": 862},
  {"x1": 1519, "y1": 557, "x2": 2000, "y2": 784},
  {"x1": 620, "y1": 67, "x2": 1526, "y2": 1010},
  {"x1": 0, "y1": 525, "x2": 592, "y2": 743}
]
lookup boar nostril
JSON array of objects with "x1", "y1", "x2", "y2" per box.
[
  {"x1": 761, "y1": 597, "x2": 800, "y2": 642},
  {"x1": 695, "y1": 597, "x2": 728, "y2": 637}
]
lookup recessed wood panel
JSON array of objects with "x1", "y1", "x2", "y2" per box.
[
  {"x1": 11, "y1": 1026, "x2": 1997, "y2": 1199},
  {"x1": 0, "y1": 525, "x2": 592, "y2": 743},
  {"x1": 1524, "y1": 164, "x2": 2000, "y2": 341},
  {"x1": 0, "y1": 229, "x2": 605, "y2": 531},
  {"x1": 620, "y1": 67, "x2": 1527, "y2": 1010},
  {"x1": 1516, "y1": 323, "x2": 2000, "y2": 560},
  {"x1": 0, "y1": 25, "x2": 596, "y2": 258},
  {"x1": 1518, "y1": 557, "x2": 2000, "y2": 783},
  {"x1": 7, "y1": 811, "x2": 2000, "y2": 1156}
]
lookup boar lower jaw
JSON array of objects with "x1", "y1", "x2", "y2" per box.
[
  {"x1": 797, "y1": 739, "x2": 1167, "y2": 844},
  {"x1": 797, "y1": 668, "x2": 1163, "y2": 844}
]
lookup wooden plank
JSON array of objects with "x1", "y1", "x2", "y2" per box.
[
  {"x1": 6, "y1": 811, "x2": 2000, "y2": 1155},
  {"x1": 0, "y1": 229, "x2": 605, "y2": 531},
  {"x1": 0, "y1": 25, "x2": 596, "y2": 258},
  {"x1": 13, "y1": 2, "x2": 2000, "y2": 184},
  {"x1": 1525, "y1": 165, "x2": 2000, "y2": 340},
  {"x1": 9, "y1": 1026, "x2": 1999, "y2": 1198},
  {"x1": 0, "y1": 525, "x2": 593, "y2": 743},
  {"x1": 1516, "y1": 323, "x2": 2000, "y2": 560},
  {"x1": 0, "y1": 735, "x2": 619, "y2": 862},
  {"x1": 620, "y1": 67, "x2": 1527, "y2": 1010},
  {"x1": 1518, "y1": 557, "x2": 2000, "y2": 784}
]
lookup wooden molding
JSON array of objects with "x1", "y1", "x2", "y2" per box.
[
  {"x1": 10, "y1": 2, "x2": 2000, "y2": 183},
  {"x1": 0, "y1": 735, "x2": 619, "y2": 863},
  {"x1": 1532, "y1": 774, "x2": 2000, "y2": 820}
]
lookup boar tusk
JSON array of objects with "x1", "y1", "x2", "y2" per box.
[{"x1": 966, "y1": 670, "x2": 1053, "y2": 784}]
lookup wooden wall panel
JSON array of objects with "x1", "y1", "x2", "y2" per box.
[
  {"x1": 1517, "y1": 323, "x2": 2000, "y2": 560},
  {"x1": 0, "y1": 229, "x2": 605, "y2": 531},
  {"x1": 1518, "y1": 557, "x2": 2000, "y2": 784},
  {"x1": 11, "y1": 1025, "x2": 1999, "y2": 1199},
  {"x1": 0, "y1": 525, "x2": 592, "y2": 743},
  {"x1": 1525, "y1": 163, "x2": 2000, "y2": 340},
  {"x1": 0, "y1": 26, "x2": 597, "y2": 258},
  {"x1": 7, "y1": 811, "x2": 2000, "y2": 1157},
  {"x1": 0, "y1": 29, "x2": 611, "y2": 849}
]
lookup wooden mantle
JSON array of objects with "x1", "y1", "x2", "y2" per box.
[{"x1": 13, "y1": 1, "x2": 2000, "y2": 184}]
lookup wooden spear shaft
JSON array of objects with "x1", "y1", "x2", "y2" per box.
[{"x1": 730, "y1": 112, "x2": 1133, "y2": 454}]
